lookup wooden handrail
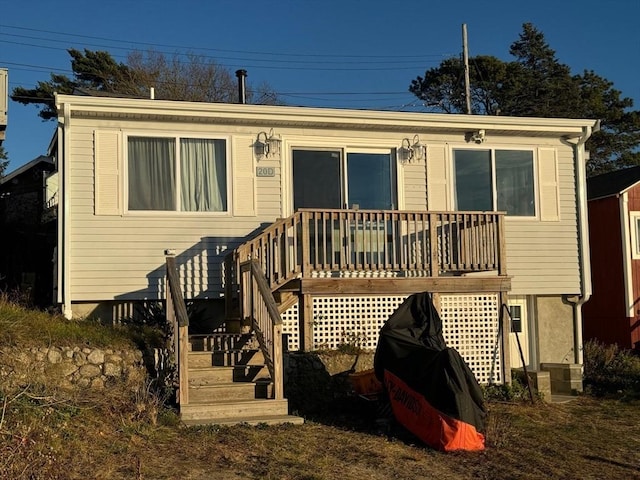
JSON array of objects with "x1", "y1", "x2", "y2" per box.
[
  {"x1": 240, "y1": 259, "x2": 284, "y2": 399},
  {"x1": 225, "y1": 210, "x2": 507, "y2": 294},
  {"x1": 165, "y1": 253, "x2": 189, "y2": 406}
]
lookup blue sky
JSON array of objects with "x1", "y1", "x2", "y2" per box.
[{"x1": 1, "y1": 0, "x2": 639, "y2": 171}]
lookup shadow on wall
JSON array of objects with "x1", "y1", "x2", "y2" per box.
[{"x1": 110, "y1": 224, "x2": 273, "y2": 328}]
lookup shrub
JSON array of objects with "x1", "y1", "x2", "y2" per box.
[
  {"x1": 483, "y1": 377, "x2": 531, "y2": 402},
  {"x1": 583, "y1": 339, "x2": 640, "y2": 398}
]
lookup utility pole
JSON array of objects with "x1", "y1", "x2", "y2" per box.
[{"x1": 462, "y1": 24, "x2": 472, "y2": 114}]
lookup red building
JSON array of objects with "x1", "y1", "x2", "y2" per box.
[{"x1": 584, "y1": 166, "x2": 640, "y2": 350}]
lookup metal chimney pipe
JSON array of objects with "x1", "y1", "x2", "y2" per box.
[{"x1": 235, "y1": 69, "x2": 247, "y2": 104}]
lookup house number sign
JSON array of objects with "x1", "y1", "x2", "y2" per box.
[{"x1": 256, "y1": 167, "x2": 275, "y2": 177}]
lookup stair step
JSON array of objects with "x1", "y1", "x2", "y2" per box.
[
  {"x1": 189, "y1": 382, "x2": 266, "y2": 403},
  {"x1": 180, "y1": 399, "x2": 290, "y2": 421},
  {"x1": 188, "y1": 367, "x2": 236, "y2": 385},
  {"x1": 188, "y1": 365, "x2": 271, "y2": 385},
  {"x1": 188, "y1": 350, "x2": 265, "y2": 368},
  {"x1": 182, "y1": 414, "x2": 304, "y2": 427},
  {"x1": 189, "y1": 333, "x2": 257, "y2": 352}
]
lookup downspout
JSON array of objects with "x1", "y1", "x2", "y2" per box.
[
  {"x1": 61, "y1": 101, "x2": 72, "y2": 319},
  {"x1": 565, "y1": 120, "x2": 600, "y2": 365}
]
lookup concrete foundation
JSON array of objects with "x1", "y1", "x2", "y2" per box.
[{"x1": 540, "y1": 362, "x2": 583, "y2": 395}]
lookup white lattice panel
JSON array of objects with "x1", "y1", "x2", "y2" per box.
[
  {"x1": 281, "y1": 302, "x2": 300, "y2": 351},
  {"x1": 440, "y1": 293, "x2": 501, "y2": 384},
  {"x1": 312, "y1": 296, "x2": 407, "y2": 350},
  {"x1": 281, "y1": 293, "x2": 502, "y2": 384}
]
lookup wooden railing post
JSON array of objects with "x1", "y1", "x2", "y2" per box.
[
  {"x1": 429, "y1": 213, "x2": 440, "y2": 277},
  {"x1": 497, "y1": 214, "x2": 507, "y2": 276},
  {"x1": 301, "y1": 211, "x2": 311, "y2": 277}
]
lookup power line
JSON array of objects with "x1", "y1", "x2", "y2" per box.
[
  {"x1": 0, "y1": 32, "x2": 443, "y2": 67},
  {"x1": 0, "y1": 38, "x2": 442, "y2": 72},
  {"x1": 0, "y1": 23, "x2": 453, "y2": 60}
]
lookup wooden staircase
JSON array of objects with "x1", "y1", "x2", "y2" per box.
[{"x1": 179, "y1": 333, "x2": 303, "y2": 426}]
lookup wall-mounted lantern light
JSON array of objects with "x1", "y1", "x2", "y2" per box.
[
  {"x1": 255, "y1": 128, "x2": 281, "y2": 159},
  {"x1": 399, "y1": 134, "x2": 425, "y2": 163}
]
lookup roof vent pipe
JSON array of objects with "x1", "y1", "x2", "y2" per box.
[{"x1": 235, "y1": 69, "x2": 247, "y2": 104}]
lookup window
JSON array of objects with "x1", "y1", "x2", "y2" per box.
[
  {"x1": 346, "y1": 152, "x2": 395, "y2": 210},
  {"x1": 454, "y1": 149, "x2": 535, "y2": 216},
  {"x1": 630, "y1": 212, "x2": 640, "y2": 259},
  {"x1": 128, "y1": 136, "x2": 227, "y2": 212}
]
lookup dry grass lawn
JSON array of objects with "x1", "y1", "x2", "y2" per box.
[{"x1": 1, "y1": 387, "x2": 639, "y2": 480}]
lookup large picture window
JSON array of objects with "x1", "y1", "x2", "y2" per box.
[
  {"x1": 454, "y1": 149, "x2": 535, "y2": 217},
  {"x1": 128, "y1": 136, "x2": 227, "y2": 212}
]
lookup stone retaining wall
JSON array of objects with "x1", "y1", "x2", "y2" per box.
[{"x1": 0, "y1": 346, "x2": 146, "y2": 391}]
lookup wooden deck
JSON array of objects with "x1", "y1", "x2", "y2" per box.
[{"x1": 224, "y1": 209, "x2": 511, "y2": 351}]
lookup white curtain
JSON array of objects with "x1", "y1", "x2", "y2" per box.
[
  {"x1": 128, "y1": 137, "x2": 175, "y2": 210},
  {"x1": 180, "y1": 138, "x2": 227, "y2": 212}
]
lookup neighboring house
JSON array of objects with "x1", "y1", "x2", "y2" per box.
[
  {"x1": 51, "y1": 92, "x2": 597, "y2": 399},
  {"x1": 0, "y1": 155, "x2": 57, "y2": 305},
  {"x1": 584, "y1": 166, "x2": 640, "y2": 351}
]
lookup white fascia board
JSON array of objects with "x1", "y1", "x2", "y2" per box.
[{"x1": 54, "y1": 94, "x2": 598, "y2": 137}]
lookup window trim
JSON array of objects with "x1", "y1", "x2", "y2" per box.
[
  {"x1": 451, "y1": 145, "x2": 538, "y2": 220},
  {"x1": 285, "y1": 140, "x2": 400, "y2": 214},
  {"x1": 124, "y1": 132, "x2": 231, "y2": 216},
  {"x1": 630, "y1": 211, "x2": 640, "y2": 259}
]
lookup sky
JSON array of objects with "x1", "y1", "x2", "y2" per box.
[{"x1": 1, "y1": 0, "x2": 639, "y2": 172}]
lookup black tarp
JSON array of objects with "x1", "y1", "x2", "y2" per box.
[{"x1": 374, "y1": 292, "x2": 486, "y2": 435}]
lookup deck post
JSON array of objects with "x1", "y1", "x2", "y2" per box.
[
  {"x1": 497, "y1": 214, "x2": 507, "y2": 276},
  {"x1": 301, "y1": 211, "x2": 311, "y2": 277},
  {"x1": 429, "y1": 213, "x2": 439, "y2": 277},
  {"x1": 299, "y1": 293, "x2": 314, "y2": 352}
]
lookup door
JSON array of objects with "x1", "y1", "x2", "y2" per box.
[
  {"x1": 292, "y1": 149, "x2": 396, "y2": 210},
  {"x1": 508, "y1": 298, "x2": 529, "y2": 368},
  {"x1": 292, "y1": 148, "x2": 397, "y2": 266},
  {"x1": 293, "y1": 150, "x2": 342, "y2": 210}
]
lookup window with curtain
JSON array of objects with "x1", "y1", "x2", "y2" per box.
[
  {"x1": 128, "y1": 136, "x2": 227, "y2": 212},
  {"x1": 453, "y1": 149, "x2": 534, "y2": 217}
]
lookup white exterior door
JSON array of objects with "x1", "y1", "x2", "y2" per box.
[{"x1": 508, "y1": 298, "x2": 529, "y2": 368}]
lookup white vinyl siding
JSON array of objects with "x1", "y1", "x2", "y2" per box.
[
  {"x1": 426, "y1": 143, "x2": 579, "y2": 295},
  {"x1": 68, "y1": 125, "x2": 277, "y2": 301},
  {"x1": 64, "y1": 107, "x2": 583, "y2": 303},
  {"x1": 504, "y1": 146, "x2": 579, "y2": 294}
]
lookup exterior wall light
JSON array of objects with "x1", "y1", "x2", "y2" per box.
[
  {"x1": 400, "y1": 134, "x2": 425, "y2": 163},
  {"x1": 255, "y1": 128, "x2": 281, "y2": 159}
]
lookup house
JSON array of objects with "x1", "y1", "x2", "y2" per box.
[
  {"x1": 0, "y1": 155, "x2": 56, "y2": 305},
  {"x1": 584, "y1": 166, "x2": 640, "y2": 351},
  {"x1": 50, "y1": 92, "x2": 597, "y2": 422}
]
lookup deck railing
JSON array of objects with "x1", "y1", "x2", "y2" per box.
[
  {"x1": 227, "y1": 209, "x2": 506, "y2": 291},
  {"x1": 239, "y1": 259, "x2": 284, "y2": 400}
]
